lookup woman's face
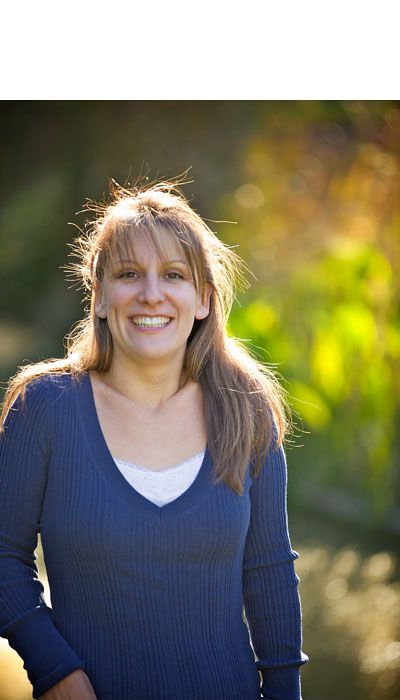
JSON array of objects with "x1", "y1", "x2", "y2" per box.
[{"x1": 95, "y1": 231, "x2": 211, "y2": 370}]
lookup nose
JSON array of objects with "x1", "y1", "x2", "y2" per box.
[{"x1": 137, "y1": 273, "x2": 165, "y2": 306}]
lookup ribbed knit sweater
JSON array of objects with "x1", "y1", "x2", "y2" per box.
[{"x1": 0, "y1": 373, "x2": 307, "y2": 700}]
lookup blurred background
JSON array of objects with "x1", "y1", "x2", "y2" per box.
[{"x1": 0, "y1": 100, "x2": 399, "y2": 700}]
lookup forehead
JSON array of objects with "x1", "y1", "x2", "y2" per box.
[
  {"x1": 97, "y1": 218, "x2": 207, "y2": 291},
  {"x1": 113, "y1": 230, "x2": 186, "y2": 264},
  {"x1": 101, "y1": 223, "x2": 197, "y2": 275}
]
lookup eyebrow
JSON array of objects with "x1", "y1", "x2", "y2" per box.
[{"x1": 115, "y1": 258, "x2": 189, "y2": 266}]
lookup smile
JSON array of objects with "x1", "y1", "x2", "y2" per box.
[{"x1": 131, "y1": 316, "x2": 172, "y2": 328}]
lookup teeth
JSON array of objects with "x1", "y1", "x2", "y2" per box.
[{"x1": 132, "y1": 316, "x2": 171, "y2": 327}]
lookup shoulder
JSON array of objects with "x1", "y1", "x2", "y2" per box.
[
  {"x1": 1, "y1": 372, "x2": 89, "y2": 447},
  {"x1": 249, "y1": 404, "x2": 283, "y2": 470},
  {"x1": 9, "y1": 372, "x2": 86, "y2": 423},
  {"x1": 24, "y1": 372, "x2": 81, "y2": 401},
  {"x1": 248, "y1": 423, "x2": 288, "y2": 515}
]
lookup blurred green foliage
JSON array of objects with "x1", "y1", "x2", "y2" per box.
[{"x1": 222, "y1": 102, "x2": 400, "y2": 525}]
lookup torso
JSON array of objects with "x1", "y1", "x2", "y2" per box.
[{"x1": 89, "y1": 371, "x2": 207, "y2": 471}]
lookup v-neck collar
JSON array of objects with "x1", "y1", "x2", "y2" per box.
[{"x1": 74, "y1": 373, "x2": 214, "y2": 523}]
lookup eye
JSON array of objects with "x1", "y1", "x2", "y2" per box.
[
  {"x1": 164, "y1": 271, "x2": 184, "y2": 280},
  {"x1": 118, "y1": 270, "x2": 139, "y2": 279}
]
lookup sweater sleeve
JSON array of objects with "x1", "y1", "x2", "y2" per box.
[
  {"x1": 243, "y1": 436, "x2": 308, "y2": 700},
  {"x1": 0, "y1": 378, "x2": 85, "y2": 698}
]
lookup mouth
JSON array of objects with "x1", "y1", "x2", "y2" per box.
[{"x1": 130, "y1": 316, "x2": 172, "y2": 328}]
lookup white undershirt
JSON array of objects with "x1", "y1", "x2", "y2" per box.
[{"x1": 113, "y1": 451, "x2": 205, "y2": 507}]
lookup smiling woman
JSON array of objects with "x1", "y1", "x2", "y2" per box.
[{"x1": 0, "y1": 174, "x2": 308, "y2": 699}]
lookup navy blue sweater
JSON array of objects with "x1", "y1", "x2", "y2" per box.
[{"x1": 0, "y1": 373, "x2": 307, "y2": 699}]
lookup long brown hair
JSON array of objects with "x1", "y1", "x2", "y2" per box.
[{"x1": 1, "y1": 174, "x2": 291, "y2": 493}]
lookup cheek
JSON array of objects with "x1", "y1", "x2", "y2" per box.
[
  {"x1": 106, "y1": 286, "x2": 132, "y2": 309},
  {"x1": 175, "y1": 286, "x2": 200, "y2": 310}
]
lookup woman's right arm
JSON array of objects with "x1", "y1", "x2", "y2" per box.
[{"x1": 0, "y1": 378, "x2": 86, "y2": 698}]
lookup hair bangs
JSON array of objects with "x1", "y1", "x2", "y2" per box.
[{"x1": 96, "y1": 214, "x2": 207, "y2": 296}]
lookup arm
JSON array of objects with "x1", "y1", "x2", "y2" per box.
[
  {"x1": 243, "y1": 437, "x2": 308, "y2": 700},
  {"x1": 0, "y1": 378, "x2": 86, "y2": 698}
]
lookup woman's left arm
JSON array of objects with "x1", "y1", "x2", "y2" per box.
[{"x1": 243, "y1": 439, "x2": 308, "y2": 700}]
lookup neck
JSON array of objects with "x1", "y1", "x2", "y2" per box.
[{"x1": 98, "y1": 354, "x2": 189, "y2": 410}]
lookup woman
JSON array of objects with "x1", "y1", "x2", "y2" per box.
[{"x1": 0, "y1": 177, "x2": 308, "y2": 700}]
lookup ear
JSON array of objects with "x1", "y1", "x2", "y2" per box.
[
  {"x1": 94, "y1": 281, "x2": 107, "y2": 319},
  {"x1": 195, "y1": 283, "x2": 212, "y2": 320}
]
